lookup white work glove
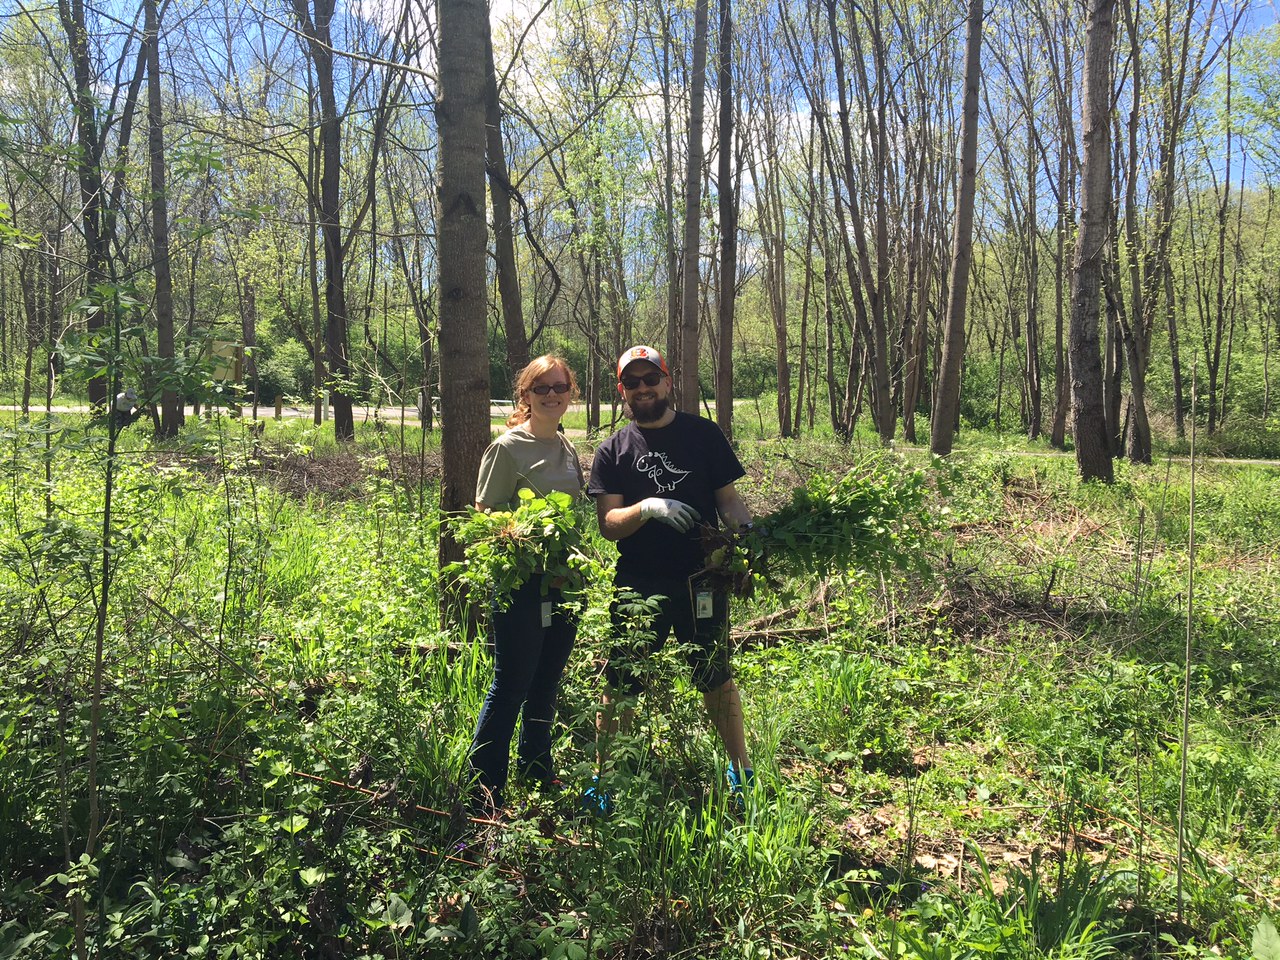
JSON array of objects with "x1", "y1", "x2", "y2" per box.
[{"x1": 638, "y1": 497, "x2": 701, "y2": 533}]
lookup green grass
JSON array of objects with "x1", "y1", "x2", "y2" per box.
[{"x1": 0, "y1": 417, "x2": 1277, "y2": 958}]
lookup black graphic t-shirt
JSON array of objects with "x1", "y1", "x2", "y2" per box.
[{"x1": 589, "y1": 411, "x2": 745, "y2": 577}]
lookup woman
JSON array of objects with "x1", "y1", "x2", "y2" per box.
[{"x1": 468, "y1": 354, "x2": 584, "y2": 814}]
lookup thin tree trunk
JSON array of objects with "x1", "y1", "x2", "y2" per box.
[
  {"x1": 1025, "y1": 116, "x2": 1043, "y2": 440},
  {"x1": 57, "y1": 0, "x2": 148, "y2": 407},
  {"x1": 931, "y1": 0, "x2": 984, "y2": 456},
  {"x1": 1069, "y1": 0, "x2": 1116, "y2": 482},
  {"x1": 306, "y1": 87, "x2": 325, "y2": 425},
  {"x1": 1104, "y1": 292, "x2": 1123, "y2": 452},
  {"x1": 1050, "y1": 186, "x2": 1070, "y2": 449},
  {"x1": 662, "y1": 10, "x2": 680, "y2": 372},
  {"x1": 145, "y1": 0, "x2": 179, "y2": 438},
  {"x1": 485, "y1": 28, "x2": 528, "y2": 377},
  {"x1": 714, "y1": 0, "x2": 735, "y2": 438},
  {"x1": 58, "y1": 0, "x2": 109, "y2": 406},
  {"x1": 292, "y1": 0, "x2": 354, "y2": 440},
  {"x1": 678, "y1": 0, "x2": 710, "y2": 411},
  {"x1": 18, "y1": 256, "x2": 37, "y2": 416}
]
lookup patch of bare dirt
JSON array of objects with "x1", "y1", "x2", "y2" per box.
[{"x1": 155, "y1": 444, "x2": 444, "y2": 500}]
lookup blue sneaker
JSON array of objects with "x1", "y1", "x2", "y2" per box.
[
  {"x1": 727, "y1": 766, "x2": 755, "y2": 813},
  {"x1": 581, "y1": 776, "x2": 613, "y2": 817}
]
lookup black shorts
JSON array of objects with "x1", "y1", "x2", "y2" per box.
[{"x1": 605, "y1": 571, "x2": 732, "y2": 695}]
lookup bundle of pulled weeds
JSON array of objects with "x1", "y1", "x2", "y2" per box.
[
  {"x1": 443, "y1": 489, "x2": 597, "y2": 608},
  {"x1": 699, "y1": 459, "x2": 934, "y2": 597}
]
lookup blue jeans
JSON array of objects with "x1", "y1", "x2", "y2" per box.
[{"x1": 469, "y1": 578, "x2": 577, "y2": 796}]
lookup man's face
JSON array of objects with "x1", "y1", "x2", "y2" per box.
[{"x1": 617, "y1": 361, "x2": 670, "y2": 423}]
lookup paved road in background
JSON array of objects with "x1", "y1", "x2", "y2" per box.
[
  {"x1": 0, "y1": 402, "x2": 600, "y2": 437},
  {"x1": 2, "y1": 402, "x2": 516, "y2": 423}
]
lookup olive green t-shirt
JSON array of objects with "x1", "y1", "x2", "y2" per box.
[{"x1": 475, "y1": 426, "x2": 584, "y2": 510}]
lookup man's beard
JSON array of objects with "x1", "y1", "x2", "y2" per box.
[{"x1": 629, "y1": 393, "x2": 669, "y2": 423}]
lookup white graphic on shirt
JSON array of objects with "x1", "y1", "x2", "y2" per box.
[{"x1": 635, "y1": 451, "x2": 691, "y2": 492}]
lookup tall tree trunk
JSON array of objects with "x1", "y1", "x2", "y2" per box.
[
  {"x1": 145, "y1": 0, "x2": 179, "y2": 438},
  {"x1": 1206, "y1": 36, "x2": 1234, "y2": 435},
  {"x1": 1050, "y1": 171, "x2": 1070, "y2": 449},
  {"x1": 292, "y1": 0, "x2": 354, "y2": 440},
  {"x1": 1119, "y1": 0, "x2": 1151, "y2": 462},
  {"x1": 715, "y1": 0, "x2": 736, "y2": 439},
  {"x1": 678, "y1": 0, "x2": 710, "y2": 411},
  {"x1": 485, "y1": 28, "x2": 528, "y2": 377},
  {"x1": 306, "y1": 104, "x2": 325, "y2": 425},
  {"x1": 437, "y1": 0, "x2": 492, "y2": 622},
  {"x1": 58, "y1": 0, "x2": 147, "y2": 407},
  {"x1": 900, "y1": 103, "x2": 932, "y2": 445},
  {"x1": 866, "y1": 3, "x2": 894, "y2": 444},
  {"x1": 1048, "y1": 33, "x2": 1074, "y2": 451},
  {"x1": 793, "y1": 212, "x2": 812, "y2": 437},
  {"x1": 931, "y1": 0, "x2": 984, "y2": 456},
  {"x1": 661, "y1": 10, "x2": 680, "y2": 375},
  {"x1": 58, "y1": 0, "x2": 108, "y2": 406},
  {"x1": 1150, "y1": 0, "x2": 1217, "y2": 442},
  {"x1": 820, "y1": 0, "x2": 890, "y2": 443},
  {"x1": 1024, "y1": 117, "x2": 1043, "y2": 440},
  {"x1": 1069, "y1": 0, "x2": 1116, "y2": 482}
]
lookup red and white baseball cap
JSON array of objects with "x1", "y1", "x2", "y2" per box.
[{"x1": 617, "y1": 344, "x2": 669, "y2": 378}]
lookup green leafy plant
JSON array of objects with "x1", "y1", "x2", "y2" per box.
[
  {"x1": 699, "y1": 458, "x2": 933, "y2": 595},
  {"x1": 1255, "y1": 917, "x2": 1280, "y2": 960},
  {"x1": 443, "y1": 490, "x2": 598, "y2": 607}
]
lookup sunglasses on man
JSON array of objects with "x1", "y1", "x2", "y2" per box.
[
  {"x1": 530, "y1": 382, "x2": 571, "y2": 396},
  {"x1": 619, "y1": 371, "x2": 664, "y2": 390}
]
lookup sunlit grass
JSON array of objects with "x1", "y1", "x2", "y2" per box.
[{"x1": 0, "y1": 416, "x2": 1277, "y2": 957}]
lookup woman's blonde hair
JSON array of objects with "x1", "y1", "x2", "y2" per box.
[{"x1": 507, "y1": 354, "x2": 581, "y2": 427}]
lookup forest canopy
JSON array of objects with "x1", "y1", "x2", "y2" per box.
[{"x1": 0, "y1": 0, "x2": 1278, "y2": 460}]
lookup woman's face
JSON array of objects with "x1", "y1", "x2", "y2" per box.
[{"x1": 524, "y1": 364, "x2": 572, "y2": 423}]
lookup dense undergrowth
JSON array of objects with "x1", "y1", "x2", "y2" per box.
[{"x1": 1, "y1": 412, "x2": 1278, "y2": 959}]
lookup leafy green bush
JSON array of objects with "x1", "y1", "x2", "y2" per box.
[{"x1": 256, "y1": 338, "x2": 311, "y2": 402}]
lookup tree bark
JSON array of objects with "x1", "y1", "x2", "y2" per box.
[
  {"x1": 437, "y1": 0, "x2": 492, "y2": 624},
  {"x1": 819, "y1": 0, "x2": 891, "y2": 442},
  {"x1": 714, "y1": 0, "x2": 736, "y2": 439},
  {"x1": 660, "y1": 9, "x2": 680, "y2": 376},
  {"x1": 1024, "y1": 116, "x2": 1043, "y2": 440},
  {"x1": 1069, "y1": 0, "x2": 1116, "y2": 483},
  {"x1": 56, "y1": 0, "x2": 148, "y2": 406},
  {"x1": 485, "y1": 29, "x2": 528, "y2": 377},
  {"x1": 1167, "y1": 267, "x2": 1185, "y2": 437},
  {"x1": 58, "y1": 0, "x2": 108, "y2": 405},
  {"x1": 144, "y1": 0, "x2": 180, "y2": 438},
  {"x1": 931, "y1": 0, "x2": 984, "y2": 456},
  {"x1": 678, "y1": 0, "x2": 710, "y2": 411},
  {"x1": 291, "y1": 0, "x2": 355, "y2": 440}
]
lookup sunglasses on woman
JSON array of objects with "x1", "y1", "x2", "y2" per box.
[
  {"x1": 530, "y1": 382, "x2": 571, "y2": 396},
  {"x1": 619, "y1": 371, "x2": 664, "y2": 390}
]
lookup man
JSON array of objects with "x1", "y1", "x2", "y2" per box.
[
  {"x1": 588, "y1": 345, "x2": 754, "y2": 801},
  {"x1": 111, "y1": 388, "x2": 145, "y2": 429}
]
